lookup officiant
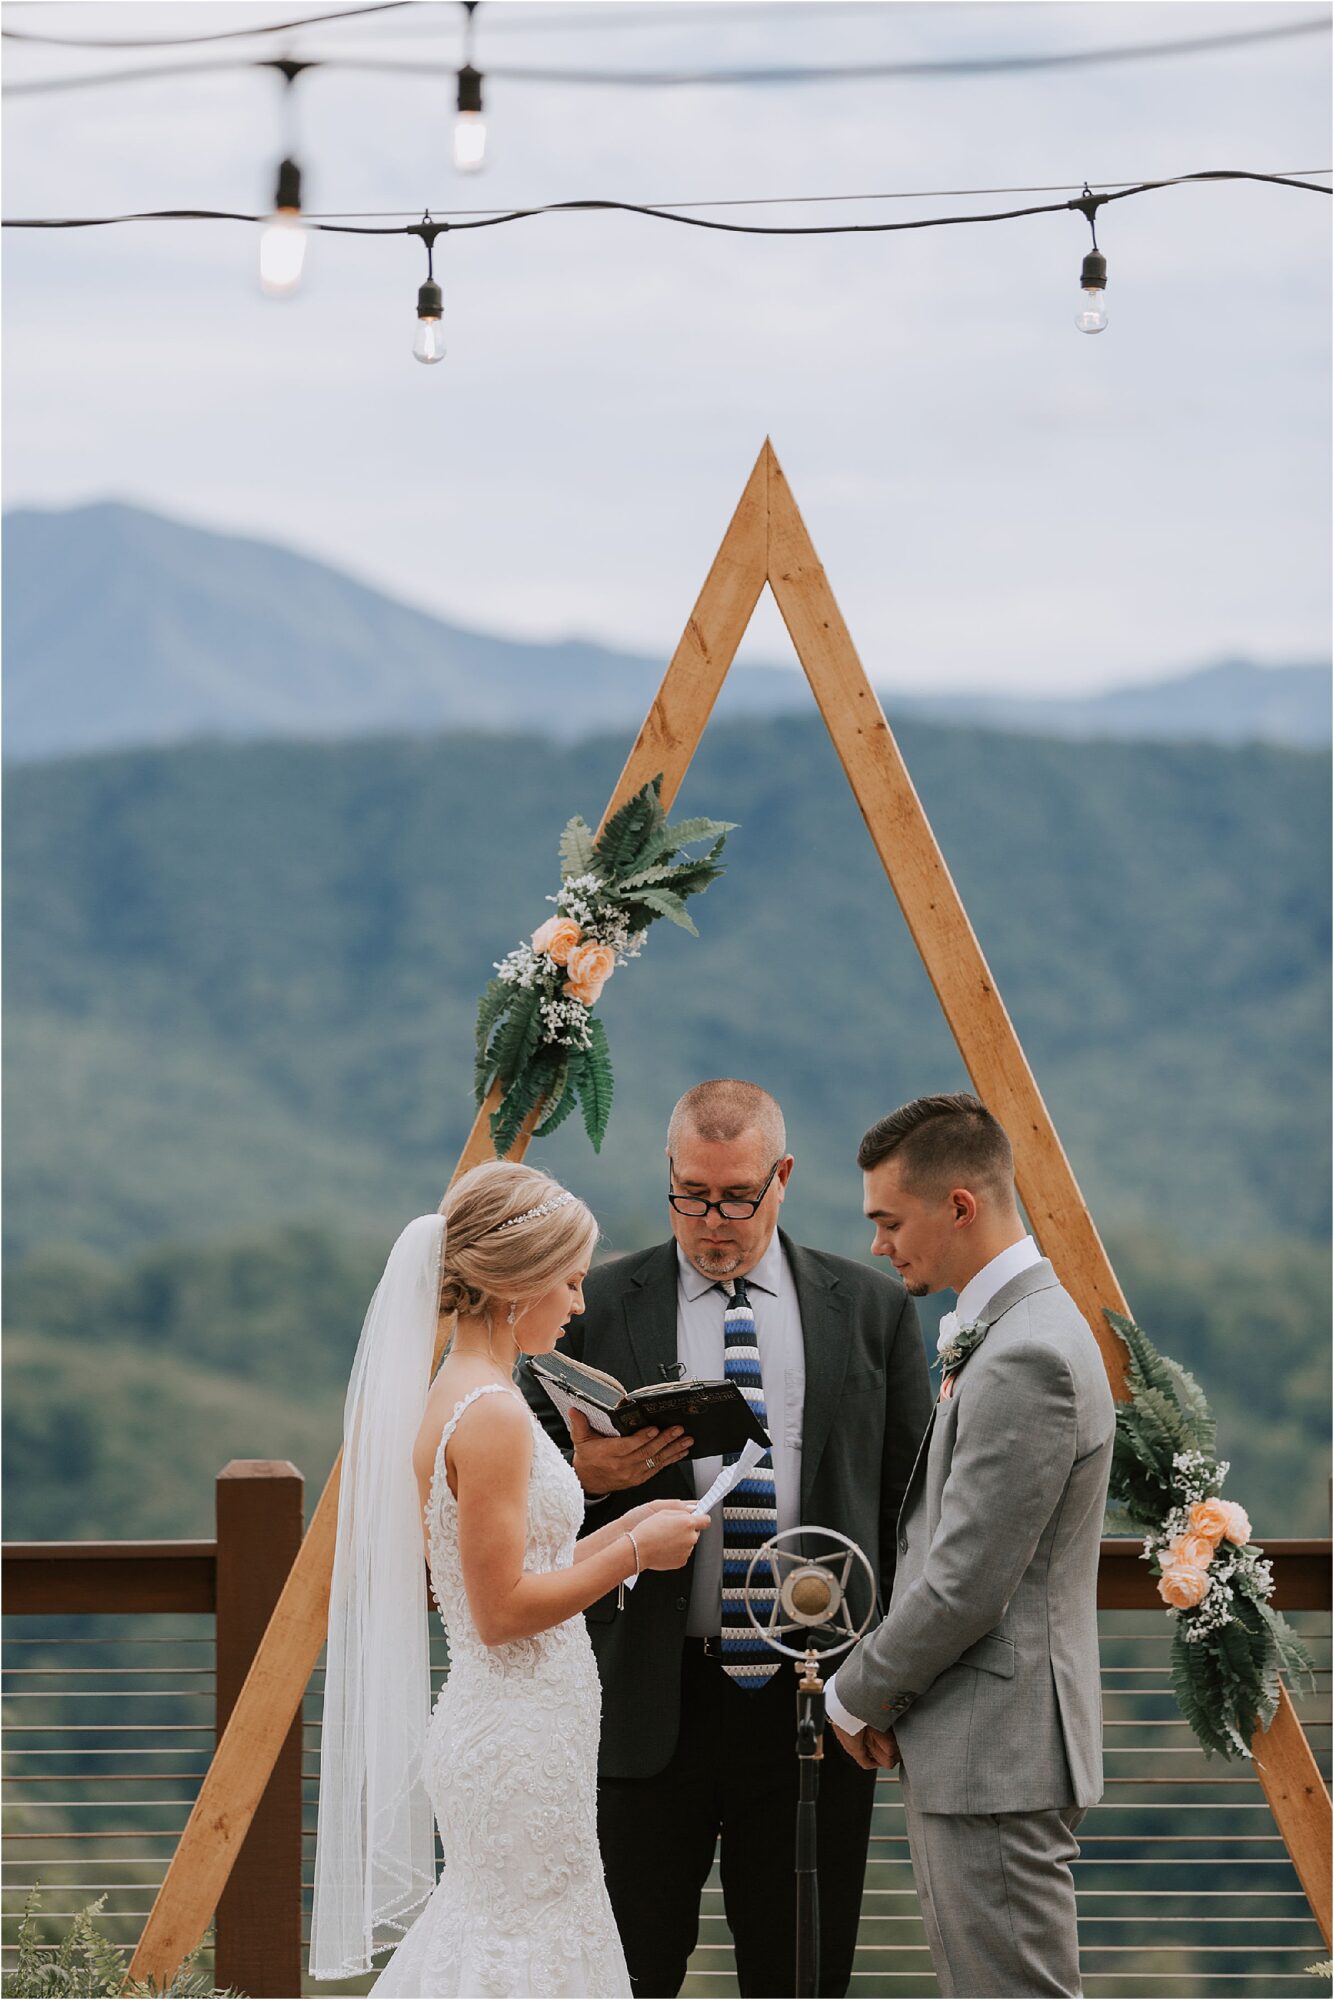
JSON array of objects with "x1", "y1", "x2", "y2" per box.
[{"x1": 522, "y1": 1078, "x2": 932, "y2": 1999}]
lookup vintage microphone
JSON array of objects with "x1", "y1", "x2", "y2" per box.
[{"x1": 741, "y1": 1529, "x2": 877, "y2": 2000}]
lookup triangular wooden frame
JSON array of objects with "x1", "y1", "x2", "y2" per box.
[{"x1": 129, "y1": 441, "x2": 1330, "y2": 1984}]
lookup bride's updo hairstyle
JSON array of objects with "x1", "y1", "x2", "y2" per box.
[{"x1": 436, "y1": 1160, "x2": 598, "y2": 1319}]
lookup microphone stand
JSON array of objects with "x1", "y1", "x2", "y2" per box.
[{"x1": 795, "y1": 1648, "x2": 825, "y2": 1999}]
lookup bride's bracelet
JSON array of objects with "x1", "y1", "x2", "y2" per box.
[{"x1": 616, "y1": 1528, "x2": 642, "y2": 1611}]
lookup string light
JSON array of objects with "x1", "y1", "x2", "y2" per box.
[
  {"x1": 1074, "y1": 187, "x2": 1109, "y2": 334},
  {"x1": 4, "y1": 13, "x2": 1327, "y2": 97},
  {"x1": 453, "y1": 3, "x2": 486, "y2": 175},
  {"x1": 259, "y1": 156, "x2": 306, "y2": 295},
  {"x1": 411, "y1": 214, "x2": 447, "y2": 363},
  {"x1": 258, "y1": 61, "x2": 312, "y2": 297},
  {"x1": 5, "y1": 170, "x2": 1328, "y2": 365}
]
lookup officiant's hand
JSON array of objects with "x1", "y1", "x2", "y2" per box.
[{"x1": 569, "y1": 1410, "x2": 694, "y2": 1494}]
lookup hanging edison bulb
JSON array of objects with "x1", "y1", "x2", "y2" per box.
[
  {"x1": 453, "y1": 63, "x2": 486, "y2": 173},
  {"x1": 259, "y1": 157, "x2": 306, "y2": 297},
  {"x1": 414, "y1": 280, "x2": 446, "y2": 364},
  {"x1": 1075, "y1": 249, "x2": 1108, "y2": 334}
]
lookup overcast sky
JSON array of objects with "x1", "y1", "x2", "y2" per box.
[{"x1": 3, "y1": 0, "x2": 1330, "y2": 695}]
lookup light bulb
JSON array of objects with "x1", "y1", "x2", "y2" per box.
[
  {"x1": 414, "y1": 280, "x2": 445, "y2": 365},
  {"x1": 1076, "y1": 288, "x2": 1108, "y2": 334},
  {"x1": 453, "y1": 111, "x2": 487, "y2": 173},
  {"x1": 260, "y1": 211, "x2": 307, "y2": 296},
  {"x1": 260, "y1": 158, "x2": 306, "y2": 298},
  {"x1": 1076, "y1": 249, "x2": 1108, "y2": 334},
  {"x1": 453, "y1": 64, "x2": 486, "y2": 173}
]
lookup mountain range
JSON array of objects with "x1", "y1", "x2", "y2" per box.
[
  {"x1": 5, "y1": 712, "x2": 1327, "y2": 1265},
  {"x1": 4, "y1": 501, "x2": 1328, "y2": 760},
  {"x1": 5, "y1": 711, "x2": 1328, "y2": 1543}
]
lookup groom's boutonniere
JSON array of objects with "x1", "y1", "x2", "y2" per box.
[{"x1": 935, "y1": 1315, "x2": 987, "y2": 1378}]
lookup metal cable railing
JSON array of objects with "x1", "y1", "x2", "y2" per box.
[{"x1": 5, "y1": 1534, "x2": 1329, "y2": 1998}]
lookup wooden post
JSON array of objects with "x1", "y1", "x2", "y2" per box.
[
  {"x1": 213, "y1": 1462, "x2": 304, "y2": 2000},
  {"x1": 127, "y1": 441, "x2": 1331, "y2": 1985},
  {"x1": 126, "y1": 448, "x2": 772, "y2": 1991}
]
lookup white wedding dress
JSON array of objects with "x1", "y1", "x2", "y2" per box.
[{"x1": 369, "y1": 1383, "x2": 632, "y2": 2000}]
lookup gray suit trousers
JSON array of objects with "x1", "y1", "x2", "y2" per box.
[{"x1": 899, "y1": 1765, "x2": 1085, "y2": 1998}]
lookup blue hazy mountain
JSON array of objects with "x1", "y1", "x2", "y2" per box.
[{"x1": 4, "y1": 500, "x2": 1328, "y2": 758}]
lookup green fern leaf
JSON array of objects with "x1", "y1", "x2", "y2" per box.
[
  {"x1": 615, "y1": 861, "x2": 693, "y2": 892},
  {"x1": 625, "y1": 886, "x2": 699, "y2": 934},
  {"x1": 574, "y1": 1016, "x2": 614, "y2": 1151},
  {"x1": 636, "y1": 814, "x2": 737, "y2": 866},
  {"x1": 595, "y1": 777, "x2": 665, "y2": 879},
  {"x1": 489, "y1": 986, "x2": 544, "y2": 1089},
  {"x1": 559, "y1": 815, "x2": 598, "y2": 881},
  {"x1": 533, "y1": 1057, "x2": 579, "y2": 1138}
]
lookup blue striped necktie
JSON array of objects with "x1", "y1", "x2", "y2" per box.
[{"x1": 719, "y1": 1276, "x2": 780, "y2": 1687}]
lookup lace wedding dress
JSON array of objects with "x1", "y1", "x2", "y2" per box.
[{"x1": 369, "y1": 1383, "x2": 632, "y2": 1999}]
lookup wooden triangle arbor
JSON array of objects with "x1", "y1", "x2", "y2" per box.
[{"x1": 128, "y1": 441, "x2": 1331, "y2": 1986}]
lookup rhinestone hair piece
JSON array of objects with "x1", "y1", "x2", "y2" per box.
[{"x1": 493, "y1": 1190, "x2": 577, "y2": 1232}]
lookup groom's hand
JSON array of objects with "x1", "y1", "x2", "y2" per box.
[
  {"x1": 864, "y1": 1726, "x2": 900, "y2": 1770},
  {"x1": 568, "y1": 1411, "x2": 693, "y2": 1494},
  {"x1": 830, "y1": 1721, "x2": 880, "y2": 1771}
]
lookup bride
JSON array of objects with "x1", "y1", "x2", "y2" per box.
[{"x1": 310, "y1": 1161, "x2": 707, "y2": 1998}]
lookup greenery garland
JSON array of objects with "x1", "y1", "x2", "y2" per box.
[
  {"x1": 3, "y1": 1886, "x2": 236, "y2": 1998},
  {"x1": 475, "y1": 775, "x2": 734, "y2": 1154},
  {"x1": 1105, "y1": 1309, "x2": 1313, "y2": 1759}
]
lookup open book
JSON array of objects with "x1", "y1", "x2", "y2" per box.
[{"x1": 529, "y1": 1349, "x2": 771, "y2": 1462}]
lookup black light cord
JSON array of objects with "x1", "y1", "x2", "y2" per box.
[
  {"x1": 4, "y1": 169, "x2": 1328, "y2": 237},
  {"x1": 5, "y1": 12, "x2": 1327, "y2": 96},
  {"x1": 1, "y1": 3, "x2": 415, "y2": 49}
]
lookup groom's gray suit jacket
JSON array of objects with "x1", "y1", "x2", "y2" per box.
[{"x1": 836, "y1": 1259, "x2": 1115, "y2": 1816}]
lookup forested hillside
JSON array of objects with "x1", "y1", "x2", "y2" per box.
[{"x1": 5, "y1": 714, "x2": 1328, "y2": 1537}]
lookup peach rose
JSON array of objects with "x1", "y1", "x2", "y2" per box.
[
  {"x1": 1187, "y1": 1498, "x2": 1232, "y2": 1546},
  {"x1": 1166, "y1": 1533, "x2": 1216, "y2": 1572},
  {"x1": 1158, "y1": 1562, "x2": 1211, "y2": 1610},
  {"x1": 1218, "y1": 1501, "x2": 1252, "y2": 1546},
  {"x1": 564, "y1": 941, "x2": 616, "y2": 1007},
  {"x1": 531, "y1": 916, "x2": 582, "y2": 966}
]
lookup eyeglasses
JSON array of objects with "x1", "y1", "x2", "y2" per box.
[{"x1": 667, "y1": 1156, "x2": 782, "y2": 1221}]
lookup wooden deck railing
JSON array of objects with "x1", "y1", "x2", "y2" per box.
[{"x1": 3, "y1": 1493, "x2": 1329, "y2": 1999}]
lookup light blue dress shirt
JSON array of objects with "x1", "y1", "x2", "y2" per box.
[{"x1": 675, "y1": 1231, "x2": 806, "y2": 1639}]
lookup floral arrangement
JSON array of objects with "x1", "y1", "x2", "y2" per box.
[
  {"x1": 475, "y1": 775, "x2": 734, "y2": 1154},
  {"x1": 1105, "y1": 1309, "x2": 1313, "y2": 1759}
]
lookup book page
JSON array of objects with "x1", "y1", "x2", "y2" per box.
[{"x1": 535, "y1": 1375, "x2": 620, "y2": 1440}]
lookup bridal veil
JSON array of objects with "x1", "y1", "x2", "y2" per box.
[{"x1": 310, "y1": 1212, "x2": 445, "y2": 1980}]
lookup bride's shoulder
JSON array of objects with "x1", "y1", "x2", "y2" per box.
[{"x1": 416, "y1": 1369, "x2": 529, "y2": 1477}]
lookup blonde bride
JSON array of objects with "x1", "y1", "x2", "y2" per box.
[{"x1": 310, "y1": 1162, "x2": 707, "y2": 1998}]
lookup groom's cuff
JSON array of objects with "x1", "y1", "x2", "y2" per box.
[{"x1": 824, "y1": 1671, "x2": 871, "y2": 1735}]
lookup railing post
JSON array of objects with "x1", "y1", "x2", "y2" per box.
[{"x1": 214, "y1": 1461, "x2": 304, "y2": 1999}]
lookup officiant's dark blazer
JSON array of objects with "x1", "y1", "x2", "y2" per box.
[{"x1": 520, "y1": 1230, "x2": 932, "y2": 1780}]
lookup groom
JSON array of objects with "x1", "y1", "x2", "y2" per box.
[
  {"x1": 522, "y1": 1078, "x2": 933, "y2": 1998},
  {"x1": 825, "y1": 1092, "x2": 1115, "y2": 1998}
]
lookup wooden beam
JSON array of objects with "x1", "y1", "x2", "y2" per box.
[
  {"x1": 128, "y1": 439, "x2": 1330, "y2": 1980},
  {"x1": 763, "y1": 440, "x2": 1131, "y2": 1394},
  {"x1": 762, "y1": 438, "x2": 1330, "y2": 1943},
  {"x1": 126, "y1": 442, "x2": 773, "y2": 1992}
]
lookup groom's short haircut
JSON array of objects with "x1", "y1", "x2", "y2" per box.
[
  {"x1": 668, "y1": 1079, "x2": 786, "y2": 1157},
  {"x1": 858, "y1": 1092, "x2": 1013, "y2": 1202}
]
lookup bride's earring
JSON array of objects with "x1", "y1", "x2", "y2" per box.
[{"x1": 506, "y1": 1301, "x2": 519, "y2": 1327}]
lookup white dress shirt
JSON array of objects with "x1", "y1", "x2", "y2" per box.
[
  {"x1": 675, "y1": 1232, "x2": 805, "y2": 1638},
  {"x1": 824, "y1": 1235, "x2": 1041, "y2": 1737}
]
